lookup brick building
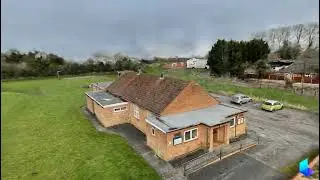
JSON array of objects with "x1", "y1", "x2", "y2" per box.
[
  {"x1": 162, "y1": 61, "x2": 186, "y2": 69},
  {"x1": 85, "y1": 72, "x2": 247, "y2": 161}
]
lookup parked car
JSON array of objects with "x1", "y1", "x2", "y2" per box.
[
  {"x1": 261, "y1": 100, "x2": 283, "y2": 112},
  {"x1": 231, "y1": 94, "x2": 252, "y2": 104}
]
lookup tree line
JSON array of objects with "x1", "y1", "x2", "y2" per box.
[
  {"x1": 251, "y1": 22, "x2": 319, "y2": 59},
  {"x1": 207, "y1": 38, "x2": 270, "y2": 77},
  {"x1": 1, "y1": 50, "x2": 140, "y2": 79}
]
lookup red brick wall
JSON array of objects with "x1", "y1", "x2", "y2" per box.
[
  {"x1": 86, "y1": 96, "x2": 94, "y2": 113},
  {"x1": 164, "y1": 124, "x2": 209, "y2": 161},
  {"x1": 93, "y1": 102, "x2": 129, "y2": 127},
  {"x1": 128, "y1": 103, "x2": 150, "y2": 134},
  {"x1": 228, "y1": 113, "x2": 247, "y2": 138},
  {"x1": 146, "y1": 123, "x2": 168, "y2": 159},
  {"x1": 161, "y1": 81, "x2": 219, "y2": 115},
  {"x1": 163, "y1": 62, "x2": 186, "y2": 69}
]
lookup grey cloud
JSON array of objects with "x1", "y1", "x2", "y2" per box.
[{"x1": 1, "y1": 0, "x2": 319, "y2": 60}]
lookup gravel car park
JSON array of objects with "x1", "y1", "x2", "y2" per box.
[{"x1": 193, "y1": 93, "x2": 320, "y2": 180}]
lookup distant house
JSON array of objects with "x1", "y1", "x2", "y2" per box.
[
  {"x1": 85, "y1": 72, "x2": 248, "y2": 161},
  {"x1": 279, "y1": 58, "x2": 319, "y2": 84},
  {"x1": 162, "y1": 57, "x2": 188, "y2": 69},
  {"x1": 162, "y1": 61, "x2": 186, "y2": 69},
  {"x1": 186, "y1": 58, "x2": 209, "y2": 69},
  {"x1": 268, "y1": 59, "x2": 294, "y2": 72}
]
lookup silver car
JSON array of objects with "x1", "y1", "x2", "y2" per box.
[{"x1": 231, "y1": 94, "x2": 252, "y2": 104}]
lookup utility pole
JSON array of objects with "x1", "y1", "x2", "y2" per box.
[
  {"x1": 301, "y1": 60, "x2": 306, "y2": 95},
  {"x1": 57, "y1": 71, "x2": 61, "y2": 80}
]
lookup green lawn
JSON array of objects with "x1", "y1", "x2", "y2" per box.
[
  {"x1": 1, "y1": 76, "x2": 161, "y2": 180},
  {"x1": 145, "y1": 66, "x2": 319, "y2": 112}
]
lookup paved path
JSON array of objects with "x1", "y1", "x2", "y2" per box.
[
  {"x1": 83, "y1": 108, "x2": 186, "y2": 180},
  {"x1": 183, "y1": 135, "x2": 257, "y2": 175},
  {"x1": 188, "y1": 153, "x2": 287, "y2": 180}
]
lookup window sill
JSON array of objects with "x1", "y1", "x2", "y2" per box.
[{"x1": 184, "y1": 137, "x2": 198, "y2": 143}]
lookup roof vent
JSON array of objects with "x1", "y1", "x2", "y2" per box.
[
  {"x1": 103, "y1": 98, "x2": 111, "y2": 101},
  {"x1": 160, "y1": 73, "x2": 164, "y2": 79},
  {"x1": 137, "y1": 69, "x2": 142, "y2": 75}
]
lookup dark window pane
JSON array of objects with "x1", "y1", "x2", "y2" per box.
[
  {"x1": 185, "y1": 131, "x2": 191, "y2": 140},
  {"x1": 230, "y1": 119, "x2": 235, "y2": 126},
  {"x1": 192, "y1": 129, "x2": 197, "y2": 138}
]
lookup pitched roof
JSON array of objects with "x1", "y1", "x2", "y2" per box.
[
  {"x1": 279, "y1": 59, "x2": 319, "y2": 74},
  {"x1": 107, "y1": 72, "x2": 189, "y2": 115}
]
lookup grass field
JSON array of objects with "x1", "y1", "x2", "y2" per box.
[
  {"x1": 145, "y1": 65, "x2": 319, "y2": 112},
  {"x1": 1, "y1": 76, "x2": 160, "y2": 180}
]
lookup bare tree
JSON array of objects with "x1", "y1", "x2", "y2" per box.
[
  {"x1": 251, "y1": 31, "x2": 267, "y2": 40},
  {"x1": 267, "y1": 28, "x2": 277, "y2": 43},
  {"x1": 304, "y1": 22, "x2": 319, "y2": 48},
  {"x1": 292, "y1": 24, "x2": 305, "y2": 44},
  {"x1": 274, "y1": 26, "x2": 291, "y2": 48},
  {"x1": 266, "y1": 28, "x2": 278, "y2": 50},
  {"x1": 283, "y1": 26, "x2": 291, "y2": 42}
]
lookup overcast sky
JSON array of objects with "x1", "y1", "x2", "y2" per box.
[{"x1": 1, "y1": 0, "x2": 319, "y2": 60}]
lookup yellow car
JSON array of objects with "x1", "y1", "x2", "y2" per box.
[{"x1": 261, "y1": 100, "x2": 284, "y2": 112}]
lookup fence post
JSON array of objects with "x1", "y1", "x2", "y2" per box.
[
  {"x1": 257, "y1": 136, "x2": 260, "y2": 144},
  {"x1": 219, "y1": 147, "x2": 222, "y2": 160},
  {"x1": 240, "y1": 144, "x2": 242, "y2": 152},
  {"x1": 183, "y1": 164, "x2": 186, "y2": 176}
]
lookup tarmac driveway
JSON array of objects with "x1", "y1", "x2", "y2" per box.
[
  {"x1": 108, "y1": 123, "x2": 151, "y2": 154},
  {"x1": 188, "y1": 152, "x2": 287, "y2": 180},
  {"x1": 211, "y1": 93, "x2": 319, "y2": 169}
]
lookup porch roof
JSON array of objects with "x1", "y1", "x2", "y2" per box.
[
  {"x1": 85, "y1": 91, "x2": 126, "y2": 108},
  {"x1": 146, "y1": 104, "x2": 247, "y2": 133}
]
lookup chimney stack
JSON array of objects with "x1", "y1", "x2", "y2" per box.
[{"x1": 117, "y1": 71, "x2": 121, "y2": 78}]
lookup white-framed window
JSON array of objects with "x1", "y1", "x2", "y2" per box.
[
  {"x1": 151, "y1": 127, "x2": 155, "y2": 136},
  {"x1": 113, "y1": 106, "x2": 127, "y2": 112},
  {"x1": 172, "y1": 63, "x2": 177, "y2": 67},
  {"x1": 230, "y1": 117, "x2": 236, "y2": 128},
  {"x1": 133, "y1": 104, "x2": 140, "y2": 119},
  {"x1": 184, "y1": 128, "x2": 198, "y2": 142},
  {"x1": 238, "y1": 117, "x2": 245, "y2": 125},
  {"x1": 173, "y1": 133, "x2": 182, "y2": 145}
]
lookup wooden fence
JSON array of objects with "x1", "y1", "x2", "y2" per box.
[{"x1": 246, "y1": 73, "x2": 319, "y2": 84}]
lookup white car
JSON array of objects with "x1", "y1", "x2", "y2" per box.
[{"x1": 231, "y1": 94, "x2": 252, "y2": 104}]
